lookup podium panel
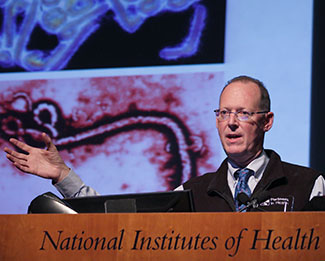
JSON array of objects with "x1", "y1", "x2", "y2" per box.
[{"x1": 0, "y1": 212, "x2": 324, "y2": 260}]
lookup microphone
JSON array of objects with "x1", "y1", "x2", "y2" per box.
[
  {"x1": 238, "y1": 193, "x2": 250, "y2": 205},
  {"x1": 237, "y1": 191, "x2": 270, "y2": 212}
]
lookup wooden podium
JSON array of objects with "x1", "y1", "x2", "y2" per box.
[{"x1": 0, "y1": 212, "x2": 324, "y2": 260}]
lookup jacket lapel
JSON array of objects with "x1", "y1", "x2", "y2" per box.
[
  {"x1": 251, "y1": 150, "x2": 287, "y2": 198},
  {"x1": 207, "y1": 159, "x2": 236, "y2": 211}
]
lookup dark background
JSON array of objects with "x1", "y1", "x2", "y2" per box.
[{"x1": 310, "y1": 0, "x2": 325, "y2": 173}]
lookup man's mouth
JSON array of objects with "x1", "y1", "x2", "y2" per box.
[{"x1": 226, "y1": 134, "x2": 242, "y2": 142}]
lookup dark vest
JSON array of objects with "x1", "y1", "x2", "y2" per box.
[{"x1": 183, "y1": 150, "x2": 321, "y2": 212}]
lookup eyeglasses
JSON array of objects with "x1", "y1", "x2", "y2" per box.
[{"x1": 214, "y1": 109, "x2": 269, "y2": 122}]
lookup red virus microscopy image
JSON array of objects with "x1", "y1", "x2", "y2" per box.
[{"x1": 0, "y1": 72, "x2": 224, "y2": 213}]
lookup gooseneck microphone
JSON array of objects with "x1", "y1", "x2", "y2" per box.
[{"x1": 237, "y1": 191, "x2": 270, "y2": 212}]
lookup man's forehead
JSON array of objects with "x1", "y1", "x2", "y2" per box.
[
  {"x1": 219, "y1": 81, "x2": 261, "y2": 108},
  {"x1": 222, "y1": 80, "x2": 260, "y2": 93}
]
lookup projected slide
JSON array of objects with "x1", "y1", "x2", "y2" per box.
[
  {"x1": 0, "y1": 1, "x2": 313, "y2": 214},
  {"x1": 0, "y1": 72, "x2": 224, "y2": 212},
  {"x1": 0, "y1": 0, "x2": 225, "y2": 72}
]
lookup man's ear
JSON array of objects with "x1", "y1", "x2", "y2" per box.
[{"x1": 263, "y1": 112, "x2": 274, "y2": 132}]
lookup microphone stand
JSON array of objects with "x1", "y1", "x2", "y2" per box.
[
  {"x1": 238, "y1": 192, "x2": 270, "y2": 212},
  {"x1": 239, "y1": 203, "x2": 267, "y2": 212}
]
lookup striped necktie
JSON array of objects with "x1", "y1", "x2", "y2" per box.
[{"x1": 234, "y1": 168, "x2": 254, "y2": 212}]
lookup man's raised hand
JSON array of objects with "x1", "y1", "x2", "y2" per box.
[{"x1": 4, "y1": 133, "x2": 70, "y2": 183}]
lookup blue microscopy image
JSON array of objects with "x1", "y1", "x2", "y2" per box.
[{"x1": 0, "y1": 0, "x2": 225, "y2": 72}]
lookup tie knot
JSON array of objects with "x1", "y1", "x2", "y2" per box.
[{"x1": 235, "y1": 168, "x2": 254, "y2": 183}]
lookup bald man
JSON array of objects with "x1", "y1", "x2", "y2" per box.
[{"x1": 4, "y1": 76, "x2": 325, "y2": 212}]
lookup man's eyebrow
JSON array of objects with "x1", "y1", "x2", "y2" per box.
[{"x1": 219, "y1": 107, "x2": 247, "y2": 111}]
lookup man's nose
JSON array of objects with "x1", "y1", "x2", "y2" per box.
[
  {"x1": 227, "y1": 113, "x2": 239, "y2": 131},
  {"x1": 228, "y1": 112, "x2": 238, "y2": 125}
]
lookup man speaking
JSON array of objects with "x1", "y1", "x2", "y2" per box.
[{"x1": 4, "y1": 76, "x2": 325, "y2": 211}]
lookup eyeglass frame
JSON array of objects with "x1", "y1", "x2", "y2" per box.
[{"x1": 214, "y1": 109, "x2": 269, "y2": 122}]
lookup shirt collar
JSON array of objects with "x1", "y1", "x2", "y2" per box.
[{"x1": 227, "y1": 150, "x2": 270, "y2": 180}]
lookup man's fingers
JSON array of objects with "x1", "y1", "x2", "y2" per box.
[
  {"x1": 6, "y1": 153, "x2": 28, "y2": 165},
  {"x1": 13, "y1": 163, "x2": 31, "y2": 174},
  {"x1": 41, "y1": 133, "x2": 51, "y2": 148},
  {"x1": 9, "y1": 138, "x2": 32, "y2": 153},
  {"x1": 41, "y1": 133, "x2": 56, "y2": 152},
  {"x1": 5, "y1": 148, "x2": 28, "y2": 160},
  {"x1": 6, "y1": 154, "x2": 30, "y2": 172},
  {"x1": 5, "y1": 153, "x2": 15, "y2": 164},
  {"x1": 3, "y1": 147, "x2": 12, "y2": 154}
]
